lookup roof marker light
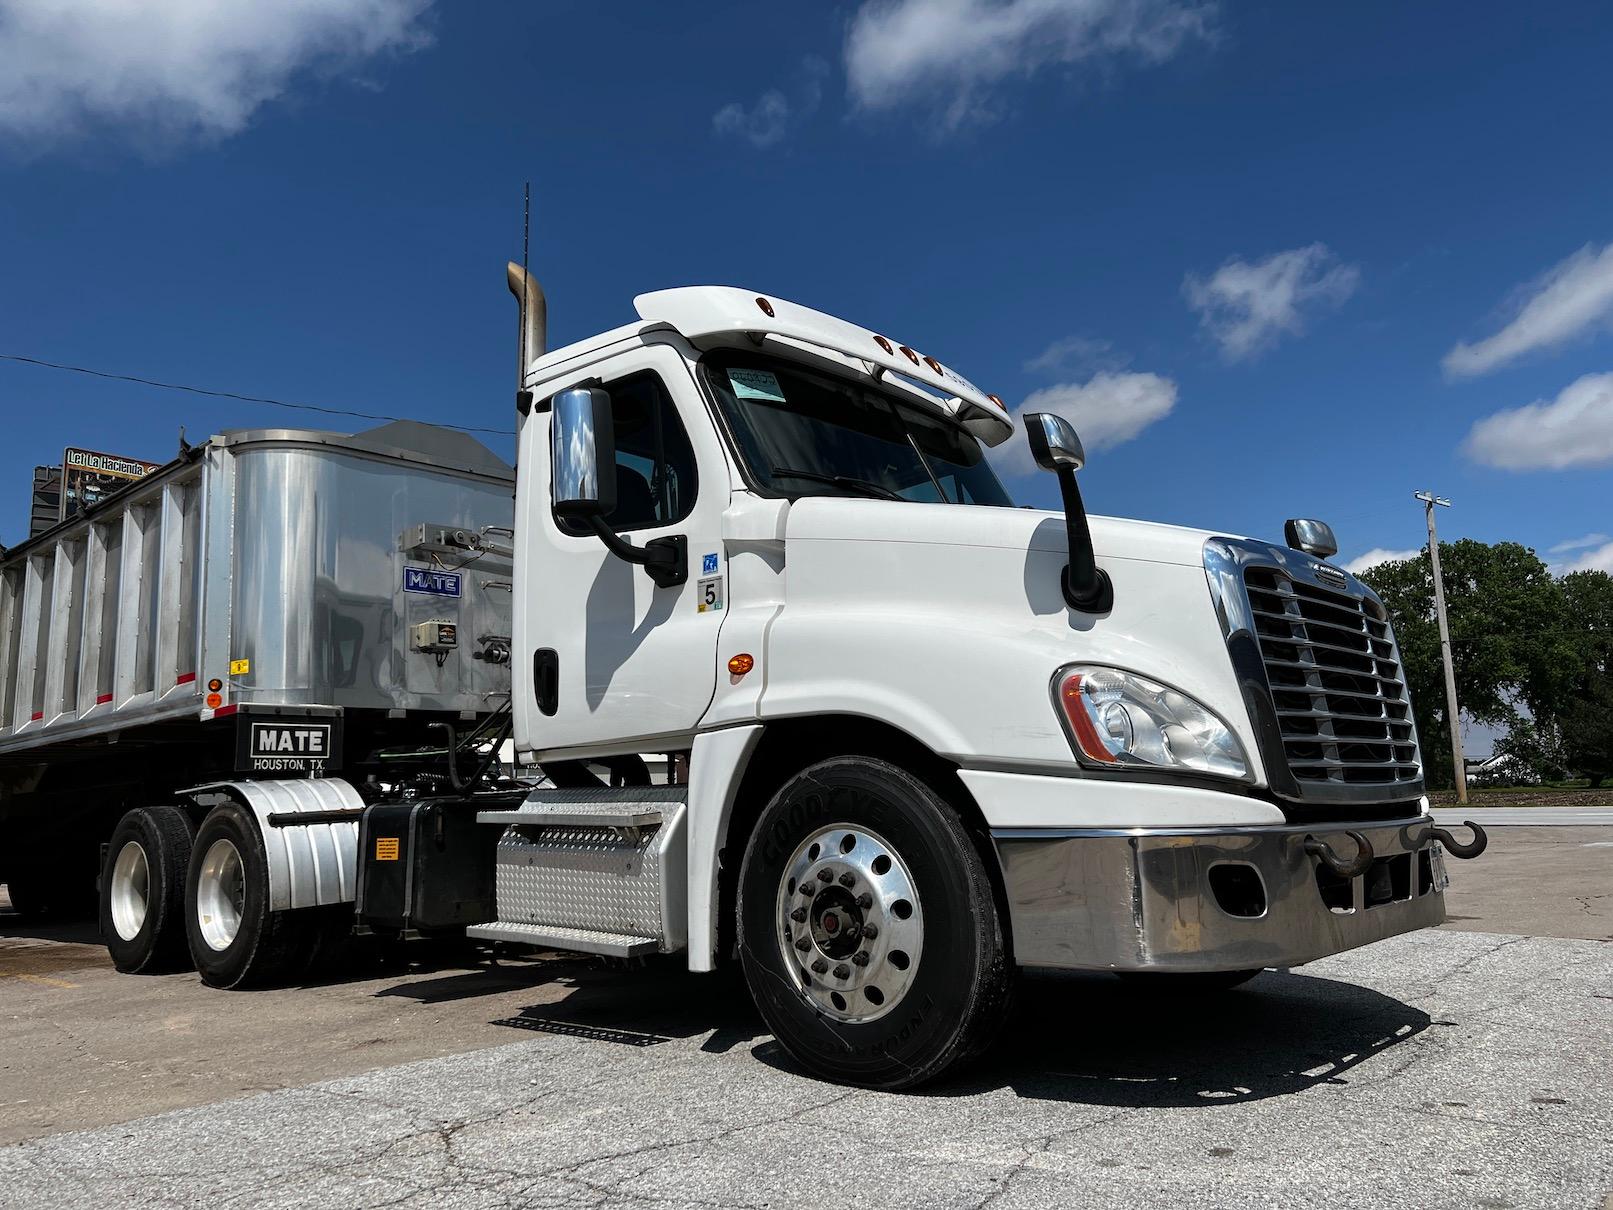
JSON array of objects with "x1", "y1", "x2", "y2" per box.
[
  {"x1": 986, "y1": 393, "x2": 1005, "y2": 408},
  {"x1": 755, "y1": 296, "x2": 775, "y2": 317},
  {"x1": 922, "y1": 355, "x2": 943, "y2": 375},
  {"x1": 874, "y1": 335, "x2": 893, "y2": 354},
  {"x1": 897, "y1": 345, "x2": 921, "y2": 365}
]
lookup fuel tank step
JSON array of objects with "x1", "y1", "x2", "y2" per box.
[
  {"x1": 476, "y1": 785, "x2": 685, "y2": 831},
  {"x1": 465, "y1": 921, "x2": 659, "y2": 958}
]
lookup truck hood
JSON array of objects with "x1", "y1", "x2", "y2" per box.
[{"x1": 782, "y1": 497, "x2": 1231, "y2": 568}]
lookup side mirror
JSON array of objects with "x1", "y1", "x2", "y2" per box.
[
  {"x1": 551, "y1": 385, "x2": 617, "y2": 519},
  {"x1": 1026, "y1": 412, "x2": 1086, "y2": 471},
  {"x1": 1024, "y1": 412, "x2": 1112, "y2": 614},
  {"x1": 1284, "y1": 518, "x2": 1338, "y2": 560},
  {"x1": 547, "y1": 381, "x2": 688, "y2": 590}
]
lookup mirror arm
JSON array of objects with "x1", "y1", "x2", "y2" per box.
[
  {"x1": 1055, "y1": 470, "x2": 1113, "y2": 613},
  {"x1": 584, "y1": 516, "x2": 689, "y2": 589}
]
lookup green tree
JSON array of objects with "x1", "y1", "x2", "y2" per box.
[
  {"x1": 1557, "y1": 570, "x2": 1613, "y2": 786},
  {"x1": 1359, "y1": 541, "x2": 1572, "y2": 789}
]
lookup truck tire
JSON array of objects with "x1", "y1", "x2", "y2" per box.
[
  {"x1": 101, "y1": 807, "x2": 196, "y2": 973},
  {"x1": 184, "y1": 802, "x2": 309, "y2": 989},
  {"x1": 737, "y1": 755, "x2": 1014, "y2": 1090}
]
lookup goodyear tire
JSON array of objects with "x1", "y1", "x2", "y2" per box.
[
  {"x1": 101, "y1": 807, "x2": 196, "y2": 973},
  {"x1": 738, "y1": 755, "x2": 1014, "y2": 1090},
  {"x1": 185, "y1": 802, "x2": 309, "y2": 988}
]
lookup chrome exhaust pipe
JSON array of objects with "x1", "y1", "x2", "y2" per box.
[{"x1": 506, "y1": 261, "x2": 547, "y2": 394}]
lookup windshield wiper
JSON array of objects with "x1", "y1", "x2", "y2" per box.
[{"x1": 769, "y1": 467, "x2": 905, "y2": 502}]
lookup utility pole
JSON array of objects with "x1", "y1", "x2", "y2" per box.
[{"x1": 1415, "y1": 491, "x2": 1466, "y2": 804}]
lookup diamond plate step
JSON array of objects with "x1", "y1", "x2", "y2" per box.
[
  {"x1": 477, "y1": 785, "x2": 685, "y2": 830},
  {"x1": 465, "y1": 921, "x2": 660, "y2": 958}
]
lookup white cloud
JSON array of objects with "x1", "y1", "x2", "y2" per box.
[
  {"x1": 0, "y1": 0, "x2": 430, "y2": 149},
  {"x1": 713, "y1": 91, "x2": 793, "y2": 148},
  {"x1": 1463, "y1": 371, "x2": 1613, "y2": 470},
  {"x1": 714, "y1": 57, "x2": 826, "y2": 149},
  {"x1": 1561, "y1": 540, "x2": 1613, "y2": 575},
  {"x1": 1183, "y1": 243, "x2": 1359, "y2": 362},
  {"x1": 1548, "y1": 532, "x2": 1611, "y2": 555},
  {"x1": 1022, "y1": 334, "x2": 1116, "y2": 375},
  {"x1": 998, "y1": 370, "x2": 1176, "y2": 472},
  {"x1": 1343, "y1": 548, "x2": 1421, "y2": 574},
  {"x1": 1443, "y1": 242, "x2": 1613, "y2": 378},
  {"x1": 844, "y1": 0, "x2": 1213, "y2": 131}
]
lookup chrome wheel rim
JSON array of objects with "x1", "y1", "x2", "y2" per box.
[
  {"x1": 196, "y1": 838, "x2": 245, "y2": 952},
  {"x1": 775, "y1": 823, "x2": 923, "y2": 1024},
  {"x1": 110, "y1": 841, "x2": 150, "y2": 941}
]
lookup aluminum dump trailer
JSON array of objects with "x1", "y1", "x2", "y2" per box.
[{"x1": 0, "y1": 420, "x2": 515, "y2": 919}]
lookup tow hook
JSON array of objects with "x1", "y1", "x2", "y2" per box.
[
  {"x1": 1426, "y1": 820, "x2": 1488, "y2": 860},
  {"x1": 1305, "y1": 830, "x2": 1374, "y2": 879}
]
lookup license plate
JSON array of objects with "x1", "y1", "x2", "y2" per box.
[{"x1": 1430, "y1": 842, "x2": 1450, "y2": 892}]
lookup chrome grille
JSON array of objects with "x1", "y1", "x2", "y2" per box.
[{"x1": 1243, "y1": 567, "x2": 1420, "y2": 789}]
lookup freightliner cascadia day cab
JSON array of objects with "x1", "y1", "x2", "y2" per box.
[{"x1": 1, "y1": 267, "x2": 1488, "y2": 1089}]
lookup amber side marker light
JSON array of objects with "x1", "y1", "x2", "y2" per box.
[
  {"x1": 205, "y1": 693, "x2": 223, "y2": 709},
  {"x1": 1058, "y1": 674, "x2": 1117, "y2": 764},
  {"x1": 728, "y1": 653, "x2": 755, "y2": 676},
  {"x1": 755, "y1": 296, "x2": 775, "y2": 317}
]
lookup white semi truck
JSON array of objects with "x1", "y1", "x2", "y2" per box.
[{"x1": 1, "y1": 267, "x2": 1487, "y2": 1088}]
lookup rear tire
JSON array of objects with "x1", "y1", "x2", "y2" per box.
[
  {"x1": 185, "y1": 802, "x2": 309, "y2": 988},
  {"x1": 738, "y1": 755, "x2": 1014, "y2": 1090},
  {"x1": 101, "y1": 806, "x2": 196, "y2": 973}
]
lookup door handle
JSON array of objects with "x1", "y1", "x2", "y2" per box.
[{"x1": 533, "y1": 648, "x2": 559, "y2": 716}]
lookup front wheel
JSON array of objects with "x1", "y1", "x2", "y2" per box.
[{"x1": 737, "y1": 756, "x2": 1014, "y2": 1090}]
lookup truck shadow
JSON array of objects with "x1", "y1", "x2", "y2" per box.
[
  {"x1": 948, "y1": 968, "x2": 1434, "y2": 1107},
  {"x1": 380, "y1": 953, "x2": 1432, "y2": 1107}
]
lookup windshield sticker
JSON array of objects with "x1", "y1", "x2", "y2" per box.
[{"x1": 729, "y1": 368, "x2": 785, "y2": 402}]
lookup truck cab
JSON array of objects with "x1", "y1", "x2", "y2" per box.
[{"x1": 474, "y1": 272, "x2": 1485, "y2": 1087}]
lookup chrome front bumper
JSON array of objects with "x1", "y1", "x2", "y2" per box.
[{"x1": 994, "y1": 816, "x2": 1448, "y2": 972}]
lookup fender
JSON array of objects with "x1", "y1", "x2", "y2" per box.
[
  {"x1": 685, "y1": 724, "x2": 764, "y2": 971},
  {"x1": 178, "y1": 778, "x2": 363, "y2": 912}
]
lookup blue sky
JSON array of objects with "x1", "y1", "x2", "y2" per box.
[{"x1": 2, "y1": 0, "x2": 1611, "y2": 576}]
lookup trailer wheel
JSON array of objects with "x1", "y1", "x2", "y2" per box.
[
  {"x1": 184, "y1": 803, "x2": 308, "y2": 989},
  {"x1": 100, "y1": 807, "x2": 196, "y2": 973},
  {"x1": 737, "y1": 755, "x2": 1013, "y2": 1090}
]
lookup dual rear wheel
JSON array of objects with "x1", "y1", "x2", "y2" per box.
[{"x1": 100, "y1": 802, "x2": 338, "y2": 986}]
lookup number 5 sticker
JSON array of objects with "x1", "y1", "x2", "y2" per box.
[{"x1": 697, "y1": 575, "x2": 724, "y2": 613}]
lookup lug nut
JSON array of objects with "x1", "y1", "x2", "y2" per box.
[
  {"x1": 816, "y1": 869, "x2": 833, "y2": 883},
  {"x1": 852, "y1": 952, "x2": 870, "y2": 967},
  {"x1": 795, "y1": 937, "x2": 810, "y2": 952},
  {"x1": 811, "y1": 959, "x2": 829, "y2": 975},
  {"x1": 856, "y1": 893, "x2": 873, "y2": 909},
  {"x1": 861, "y1": 924, "x2": 879, "y2": 940},
  {"x1": 838, "y1": 872, "x2": 856, "y2": 888},
  {"x1": 800, "y1": 883, "x2": 816, "y2": 897},
  {"x1": 833, "y1": 964, "x2": 850, "y2": 980},
  {"x1": 790, "y1": 907, "x2": 807, "y2": 923}
]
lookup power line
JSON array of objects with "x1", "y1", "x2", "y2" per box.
[{"x1": 0, "y1": 352, "x2": 511, "y2": 437}]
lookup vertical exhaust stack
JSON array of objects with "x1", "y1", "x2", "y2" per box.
[{"x1": 506, "y1": 261, "x2": 547, "y2": 402}]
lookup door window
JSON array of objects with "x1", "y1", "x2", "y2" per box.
[{"x1": 557, "y1": 370, "x2": 698, "y2": 533}]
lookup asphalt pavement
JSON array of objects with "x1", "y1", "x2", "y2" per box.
[{"x1": 0, "y1": 928, "x2": 1608, "y2": 1209}]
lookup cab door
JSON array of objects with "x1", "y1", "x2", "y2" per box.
[{"x1": 513, "y1": 341, "x2": 730, "y2": 756}]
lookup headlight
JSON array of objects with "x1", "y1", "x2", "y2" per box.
[{"x1": 1053, "y1": 665, "x2": 1250, "y2": 780}]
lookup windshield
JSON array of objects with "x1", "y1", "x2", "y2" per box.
[{"x1": 702, "y1": 354, "x2": 1014, "y2": 506}]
